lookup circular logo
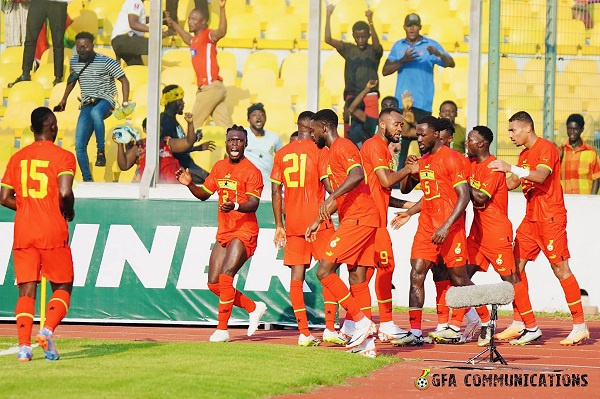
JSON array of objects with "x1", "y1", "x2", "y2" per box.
[
  {"x1": 330, "y1": 240, "x2": 337, "y2": 248},
  {"x1": 496, "y1": 258, "x2": 503, "y2": 265},
  {"x1": 547, "y1": 244, "x2": 554, "y2": 251},
  {"x1": 415, "y1": 376, "x2": 429, "y2": 390},
  {"x1": 454, "y1": 247, "x2": 461, "y2": 254}
]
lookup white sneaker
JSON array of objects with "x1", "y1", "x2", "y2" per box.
[
  {"x1": 477, "y1": 325, "x2": 492, "y2": 347},
  {"x1": 346, "y1": 317, "x2": 376, "y2": 348},
  {"x1": 247, "y1": 301, "x2": 267, "y2": 336},
  {"x1": 495, "y1": 321, "x2": 524, "y2": 341},
  {"x1": 461, "y1": 319, "x2": 482, "y2": 343},
  {"x1": 209, "y1": 329, "x2": 230, "y2": 342},
  {"x1": 340, "y1": 320, "x2": 355, "y2": 342},
  {"x1": 509, "y1": 327, "x2": 542, "y2": 345},
  {"x1": 323, "y1": 329, "x2": 348, "y2": 345},
  {"x1": 378, "y1": 321, "x2": 410, "y2": 342},
  {"x1": 346, "y1": 337, "x2": 377, "y2": 358},
  {"x1": 560, "y1": 324, "x2": 590, "y2": 346},
  {"x1": 298, "y1": 334, "x2": 321, "y2": 347}
]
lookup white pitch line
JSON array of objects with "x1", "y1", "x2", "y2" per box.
[{"x1": 0, "y1": 344, "x2": 39, "y2": 356}]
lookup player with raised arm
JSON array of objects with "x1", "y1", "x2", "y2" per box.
[
  {"x1": 0, "y1": 107, "x2": 76, "y2": 361},
  {"x1": 489, "y1": 111, "x2": 587, "y2": 345},
  {"x1": 271, "y1": 111, "x2": 346, "y2": 347},
  {"x1": 305, "y1": 109, "x2": 380, "y2": 357},
  {"x1": 177, "y1": 125, "x2": 266, "y2": 342}
]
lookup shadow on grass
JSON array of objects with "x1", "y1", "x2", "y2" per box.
[{"x1": 64, "y1": 341, "x2": 162, "y2": 360}]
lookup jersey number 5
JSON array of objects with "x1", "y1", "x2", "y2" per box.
[
  {"x1": 20, "y1": 160, "x2": 49, "y2": 199},
  {"x1": 283, "y1": 153, "x2": 307, "y2": 188}
]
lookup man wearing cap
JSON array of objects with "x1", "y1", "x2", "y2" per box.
[
  {"x1": 245, "y1": 103, "x2": 283, "y2": 185},
  {"x1": 382, "y1": 13, "x2": 455, "y2": 169}
]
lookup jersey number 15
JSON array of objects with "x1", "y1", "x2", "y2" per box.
[{"x1": 20, "y1": 160, "x2": 49, "y2": 199}]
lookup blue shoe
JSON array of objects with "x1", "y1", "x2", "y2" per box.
[
  {"x1": 17, "y1": 345, "x2": 32, "y2": 362},
  {"x1": 35, "y1": 327, "x2": 60, "y2": 360}
]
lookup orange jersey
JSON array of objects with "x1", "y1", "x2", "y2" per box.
[
  {"x1": 1, "y1": 141, "x2": 76, "y2": 249},
  {"x1": 468, "y1": 155, "x2": 513, "y2": 242},
  {"x1": 361, "y1": 135, "x2": 393, "y2": 225},
  {"x1": 201, "y1": 157, "x2": 263, "y2": 238},
  {"x1": 518, "y1": 137, "x2": 566, "y2": 223},
  {"x1": 190, "y1": 29, "x2": 222, "y2": 86},
  {"x1": 270, "y1": 139, "x2": 329, "y2": 235},
  {"x1": 327, "y1": 137, "x2": 379, "y2": 227},
  {"x1": 417, "y1": 145, "x2": 468, "y2": 230}
]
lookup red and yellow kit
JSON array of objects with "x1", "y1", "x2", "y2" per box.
[
  {"x1": 270, "y1": 138, "x2": 334, "y2": 265},
  {"x1": 1, "y1": 141, "x2": 76, "y2": 283},
  {"x1": 201, "y1": 157, "x2": 263, "y2": 256},
  {"x1": 467, "y1": 155, "x2": 515, "y2": 276}
]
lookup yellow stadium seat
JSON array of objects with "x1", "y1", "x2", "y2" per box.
[
  {"x1": 3, "y1": 101, "x2": 39, "y2": 145},
  {"x1": 218, "y1": 13, "x2": 260, "y2": 49},
  {"x1": 280, "y1": 52, "x2": 308, "y2": 97},
  {"x1": 0, "y1": 46, "x2": 24, "y2": 64},
  {"x1": 7, "y1": 81, "x2": 45, "y2": 106},
  {"x1": 440, "y1": 63, "x2": 468, "y2": 92},
  {"x1": 123, "y1": 65, "x2": 148, "y2": 96},
  {"x1": 220, "y1": 68, "x2": 236, "y2": 88},
  {"x1": 225, "y1": 86, "x2": 251, "y2": 112},
  {"x1": 210, "y1": 0, "x2": 250, "y2": 15},
  {"x1": 162, "y1": 49, "x2": 192, "y2": 68},
  {"x1": 583, "y1": 25, "x2": 600, "y2": 55},
  {"x1": 67, "y1": 0, "x2": 86, "y2": 19},
  {"x1": 241, "y1": 69, "x2": 277, "y2": 99},
  {"x1": 501, "y1": 93, "x2": 543, "y2": 119},
  {"x1": 262, "y1": 105, "x2": 296, "y2": 137},
  {"x1": 295, "y1": 87, "x2": 334, "y2": 113},
  {"x1": 231, "y1": 102, "x2": 252, "y2": 125},
  {"x1": 419, "y1": 2, "x2": 452, "y2": 34},
  {"x1": 67, "y1": 9, "x2": 99, "y2": 37},
  {"x1": 49, "y1": 82, "x2": 81, "y2": 112},
  {"x1": 161, "y1": 66, "x2": 197, "y2": 88},
  {"x1": 288, "y1": 0, "x2": 309, "y2": 34},
  {"x1": 432, "y1": 89, "x2": 459, "y2": 115},
  {"x1": 320, "y1": 55, "x2": 345, "y2": 98},
  {"x1": 0, "y1": 63, "x2": 21, "y2": 92},
  {"x1": 177, "y1": 0, "x2": 193, "y2": 24},
  {"x1": 331, "y1": 0, "x2": 368, "y2": 37},
  {"x1": 87, "y1": 0, "x2": 121, "y2": 28},
  {"x1": 32, "y1": 63, "x2": 67, "y2": 98},
  {"x1": 132, "y1": 83, "x2": 149, "y2": 108},
  {"x1": 252, "y1": 0, "x2": 288, "y2": 31},
  {"x1": 378, "y1": 71, "x2": 396, "y2": 99},
  {"x1": 255, "y1": 87, "x2": 293, "y2": 110},
  {"x1": 217, "y1": 50, "x2": 237, "y2": 75},
  {"x1": 257, "y1": 14, "x2": 302, "y2": 50},
  {"x1": 501, "y1": 18, "x2": 545, "y2": 55},
  {"x1": 39, "y1": 47, "x2": 74, "y2": 65},
  {"x1": 428, "y1": 17, "x2": 467, "y2": 52},
  {"x1": 243, "y1": 51, "x2": 279, "y2": 76},
  {"x1": 563, "y1": 59, "x2": 599, "y2": 88},
  {"x1": 97, "y1": 7, "x2": 125, "y2": 45},
  {"x1": 55, "y1": 109, "x2": 80, "y2": 147},
  {"x1": 557, "y1": 19, "x2": 586, "y2": 55},
  {"x1": 94, "y1": 47, "x2": 117, "y2": 60},
  {"x1": 179, "y1": 84, "x2": 197, "y2": 114},
  {"x1": 375, "y1": 0, "x2": 399, "y2": 34}
]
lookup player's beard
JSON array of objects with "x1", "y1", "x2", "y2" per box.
[
  {"x1": 384, "y1": 128, "x2": 400, "y2": 144},
  {"x1": 316, "y1": 136, "x2": 327, "y2": 149}
]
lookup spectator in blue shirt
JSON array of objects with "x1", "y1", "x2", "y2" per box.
[{"x1": 382, "y1": 13, "x2": 454, "y2": 168}]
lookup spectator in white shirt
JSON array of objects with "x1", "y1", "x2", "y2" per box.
[
  {"x1": 244, "y1": 103, "x2": 283, "y2": 185},
  {"x1": 111, "y1": 0, "x2": 153, "y2": 66}
]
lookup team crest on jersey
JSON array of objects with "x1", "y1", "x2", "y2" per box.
[
  {"x1": 454, "y1": 242, "x2": 462, "y2": 254},
  {"x1": 218, "y1": 179, "x2": 237, "y2": 190},
  {"x1": 496, "y1": 254, "x2": 503, "y2": 265},
  {"x1": 547, "y1": 240, "x2": 554, "y2": 252},
  {"x1": 330, "y1": 237, "x2": 341, "y2": 248},
  {"x1": 420, "y1": 170, "x2": 435, "y2": 180},
  {"x1": 470, "y1": 178, "x2": 481, "y2": 190}
]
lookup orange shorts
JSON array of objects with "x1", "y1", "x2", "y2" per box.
[
  {"x1": 514, "y1": 218, "x2": 570, "y2": 263},
  {"x1": 467, "y1": 235, "x2": 515, "y2": 277},
  {"x1": 322, "y1": 222, "x2": 376, "y2": 268},
  {"x1": 374, "y1": 227, "x2": 395, "y2": 270},
  {"x1": 217, "y1": 231, "x2": 258, "y2": 258},
  {"x1": 284, "y1": 227, "x2": 334, "y2": 266},
  {"x1": 13, "y1": 246, "x2": 74, "y2": 284},
  {"x1": 411, "y1": 224, "x2": 467, "y2": 267}
]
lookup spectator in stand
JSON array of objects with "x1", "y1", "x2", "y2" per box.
[
  {"x1": 324, "y1": 3, "x2": 382, "y2": 136},
  {"x1": 111, "y1": 0, "x2": 150, "y2": 66},
  {"x1": 160, "y1": 85, "x2": 216, "y2": 184},
  {"x1": 54, "y1": 31, "x2": 131, "y2": 182},
  {"x1": 244, "y1": 103, "x2": 283, "y2": 185},
  {"x1": 165, "y1": 0, "x2": 207, "y2": 30},
  {"x1": 572, "y1": 0, "x2": 600, "y2": 29},
  {"x1": 2, "y1": 0, "x2": 29, "y2": 48},
  {"x1": 439, "y1": 100, "x2": 466, "y2": 154},
  {"x1": 165, "y1": 1, "x2": 232, "y2": 130},
  {"x1": 8, "y1": 0, "x2": 68, "y2": 87},
  {"x1": 289, "y1": 131, "x2": 299, "y2": 143},
  {"x1": 383, "y1": 13, "x2": 455, "y2": 169},
  {"x1": 559, "y1": 113, "x2": 600, "y2": 194}
]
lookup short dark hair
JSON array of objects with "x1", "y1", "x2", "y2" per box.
[
  {"x1": 381, "y1": 96, "x2": 399, "y2": 108},
  {"x1": 142, "y1": 118, "x2": 147, "y2": 131},
  {"x1": 311, "y1": 109, "x2": 338, "y2": 129},
  {"x1": 379, "y1": 107, "x2": 402, "y2": 120},
  {"x1": 297, "y1": 110, "x2": 314, "y2": 124},
  {"x1": 566, "y1": 113, "x2": 585, "y2": 129},
  {"x1": 162, "y1": 84, "x2": 179, "y2": 94},
  {"x1": 437, "y1": 117, "x2": 455, "y2": 135},
  {"x1": 352, "y1": 21, "x2": 370, "y2": 34},
  {"x1": 418, "y1": 115, "x2": 440, "y2": 132},
  {"x1": 31, "y1": 107, "x2": 54, "y2": 134},
  {"x1": 439, "y1": 100, "x2": 457, "y2": 111},
  {"x1": 247, "y1": 103, "x2": 265, "y2": 118},
  {"x1": 227, "y1": 124, "x2": 248, "y2": 139},
  {"x1": 509, "y1": 111, "x2": 535, "y2": 130},
  {"x1": 472, "y1": 125, "x2": 494, "y2": 144},
  {"x1": 290, "y1": 131, "x2": 299, "y2": 138},
  {"x1": 75, "y1": 31, "x2": 95, "y2": 43}
]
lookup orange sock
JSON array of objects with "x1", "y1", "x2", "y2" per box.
[
  {"x1": 217, "y1": 274, "x2": 235, "y2": 330},
  {"x1": 409, "y1": 308, "x2": 422, "y2": 331},
  {"x1": 15, "y1": 296, "x2": 35, "y2": 347},
  {"x1": 435, "y1": 280, "x2": 451, "y2": 325},
  {"x1": 449, "y1": 307, "x2": 467, "y2": 330},
  {"x1": 321, "y1": 274, "x2": 364, "y2": 321},
  {"x1": 513, "y1": 272, "x2": 528, "y2": 322},
  {"x1": 476, "y1": 305, "x2": 490, "y2": 324},
  {"x1": 366, "y1": 267, "x2": 375, "y2": 283},
  {"x1": 513, "y1": 281, "x2": 537, "y2": 328},
  {"x1": 290, "y1": 280, "x2": 310, "y2": 336},
  {"x1": 322, "y1": 285, "x2": 337, "y2": 331},
  {"x1": 209, "y1": 282, "x2": 256, "y2": 312},
  {"x1": 375, "y1": 266, "x2": 394, "y2": 323},
  {"x1": 44, "y1": 290, "x2": 71, "y2": 332},
  {"x1": 350, "y1": 281, "x2": 371, "y2": 320},
  {"x1": 560, "y1": 274, "x2": 585, "y2": 324}
]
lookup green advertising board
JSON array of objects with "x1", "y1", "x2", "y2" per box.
[{"x1": 0, "y1": 199, "x2": 328, "y2": 326}]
